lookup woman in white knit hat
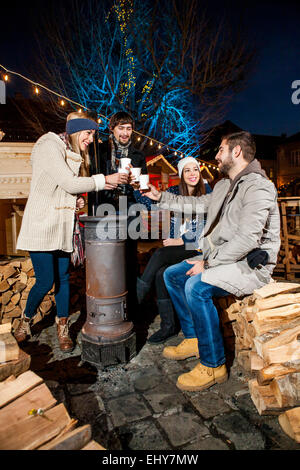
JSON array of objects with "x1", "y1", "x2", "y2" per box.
[
  {"x1": 134, "y1": 157, "x2": 212, "y2": 344},
  {"x1": 14, "y1": 111, "x2": 130, "y2": 351}
]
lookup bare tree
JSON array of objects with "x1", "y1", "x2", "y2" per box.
[{"x1": 23, "y1": 0, "x2": 255, "y2": 156}]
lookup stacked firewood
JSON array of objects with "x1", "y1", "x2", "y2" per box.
[
  {"x1": 0, "y1": 369, "x2": 105, "y2": 450},
  {"x1": 220, "y1": 281, "x2": 300, "y2": 443},
  {"x1": 0, "y1": 258, "x2": 86, "y2": 330}
]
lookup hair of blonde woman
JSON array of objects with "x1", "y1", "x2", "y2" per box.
[{"x1": 66, "y1": 111, "x2": 96, "y2": 177}]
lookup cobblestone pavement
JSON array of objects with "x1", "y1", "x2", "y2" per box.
[{"x1": 23, "y1": 306, "x2": 300, "y2": 452}]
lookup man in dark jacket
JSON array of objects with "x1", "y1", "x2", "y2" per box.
[
  {"x1": 88, "y1": 111, "x2": 147, "y2": 214},
  {"x1": 88, "y1": 111, "x2": 148, "y2": 321}
]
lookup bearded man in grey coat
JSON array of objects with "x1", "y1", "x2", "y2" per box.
[{"x1": 143, "y1": 131, "x2": 281, "y2": 392}]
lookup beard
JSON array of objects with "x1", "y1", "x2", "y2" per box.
[
  {"x1": 118, "y1": 137, "x2": 131, "y2": 147},
  {"x1": 218, "y1": 154, "x2": 234, "y2": 175}
]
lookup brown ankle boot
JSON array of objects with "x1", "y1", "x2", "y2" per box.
[
  {"x1": 56, "y1": 317, "x2": 74, "y2": 352},
  {"x1": 14, "y1": 315, "x2": 31, "y2": 343}
]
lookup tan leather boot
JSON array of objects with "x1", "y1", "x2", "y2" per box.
[
  {"x1": 14, "y1": 315, "x2": 31, "y2": 343},
  {"x1": 176, "y1": 362, "x2": 228, "y2": 391},
  {"x1": 56, "y1": 317, "x2": 74, "y2": 352},
  {"x1": 163, "y1": 338, "x2": 199, "y2": 360}
]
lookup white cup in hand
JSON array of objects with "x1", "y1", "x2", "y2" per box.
[
  {"x1": 120, "y1": 158, "x2": 132, "y2": 173},
  {"x1": 118, "y1": 168, "x2": 128, "y2": 174},
  {"x1": 131, "y1": 167, "x2": 141, "y2": 182},
  {"x1": 139, "y1": 174, "x2": 149, "y2": 190}
]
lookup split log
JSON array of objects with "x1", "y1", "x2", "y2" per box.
[
  {"x1": 0, "y1": 403, "x2": 72, "y2": 450},
  {"x1": 254, "y1": 331, "x2": 285, "y2": 360},
  {"x1": 3, "y1": 305, "x2": 22, "y2": 319},
  {"x1": 26, "y1": 268, "x2": 35, "y2": 278},
  {"x1": 252, "y1": 304, "x2": 300, "y2": 336},
  {"x1": 39, "y1": 300, "x2": 53, "y2": 315},
  {"x1": 10, "y1": 260, "x2": 21, "y2": 269},
  {"x1": 250, "y1": 351, "x2": 265, "y2": 372},
  {"x1": 1, "y1": 291, "x2": 13, "y2": 305},
  {"x1": 249, "y1": 379, "x2": 284, "y2": 415},
  {"x1": 257, "y1": 363, "x2": 300, "y2": 386},
  {"x1": 0, "y1": 370, "x2": 43, "y2": 408},
  {"x1": 253, "y1": 282, "x2": 300, "y2": 300},
  {"x1": 13, "y1": 281, "x2": 26, "y2": 293},
  {"x1": 0, "y1": 348, "x2": 31, "y2": 382},
  {"x1": 0, "y1": 265, "x2": 16, "y2": 280},
  {"x1": 19, "y1": 272, "x2": 28, "y2": 285},
  {"x1": 261, "y1": 325, "x2": 300, "y2": 364},
  {"x1": 7, "y1": 277, "x2": 18, "y2": 287},
  {"x1": 38, "y1": 424, "x2": 92, "y2": 450},
  {"x1": 21, "y1": 258, "x2": 33, "y2": 273},
  {"x1": 279, "y1": 407, "x2": 300, "y2": 443},
  {"x1": 0, "y1": 280, "x2": 9, "y2": 293},
  {"x1": 236, "y1": 350, "x2": 251, "y2": 371},
  {"x1": 254, "y1": 292, "x2": 300, "y2": 312},
  {"x1": 0, "y1": 323, "x2": 19, "y2": 363},
  {"x1": 0, "y1": 383, "x2": 56, "y2": 425},
  {"x1": 11, "y1": 292, "x2": 21, "y2": 305},
  {"x1": 81, "y1": 440, "x2": 106, "y2": 450},
  {"x1": 270, "y1": 373, "x2": 300, "y2": 408}
]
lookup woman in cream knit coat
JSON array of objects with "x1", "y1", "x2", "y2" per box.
[{"x1": 15, "y1": 112, "x2": 129, "y2": 351}]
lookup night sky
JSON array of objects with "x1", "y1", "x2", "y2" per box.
[{"x1": 1, "y1": 0, "x2": 300, "y2": 137}]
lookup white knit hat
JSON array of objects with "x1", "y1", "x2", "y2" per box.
[{"x1": 177, "y1": 157, "x2": 201, "y2": 178}]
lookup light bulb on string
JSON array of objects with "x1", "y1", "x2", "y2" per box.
[
  {"x1": 3, "y1": 74, "x2": 8, "y2": 82},
  {"x1": 150, "y1": 140, "x2": 153, "y2": 146},
  {"x1": 34, "y1": 87, "x2": 39, "y2": 95},
  {"x1": 60, "y1": 100, "x2": 65, "y2": 106},
  {"x1": 97, "y1": 118, "x2": 102, "y2": 124}
]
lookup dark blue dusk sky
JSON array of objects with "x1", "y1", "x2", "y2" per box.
[{"x1": 1, "y1": 0, "x2": 300, "y2": 138}]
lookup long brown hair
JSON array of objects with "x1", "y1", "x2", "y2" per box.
[
  {"x1": 178, "y1": 168, "x2": 206, "y2": 196},
  {"x1": 66, "y1": 111, "x2": 95, "y2": 177}
]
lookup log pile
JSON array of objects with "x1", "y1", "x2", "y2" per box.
[
  {"x1": 0, "y1": 258, "x2": 86, "y2": 330},
  {"x1": 0, "y1": 323, "x2": 31, "y2": 381},
  {"x1": 220, "y1": 281, "x2": 300, "y2": 443},
  {"x1": 0, "y1": 370, "x2": 105, "y2": 450}
]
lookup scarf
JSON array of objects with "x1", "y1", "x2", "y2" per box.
[
  {"x1": 110, "y1": 135, "x2": 131, "y2": 170},
  {"x1": 58, "y1": 132, "x2": 73, "y2": 151}
]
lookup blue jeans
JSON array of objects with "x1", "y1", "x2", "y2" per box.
[
  {"x1": 164, "y1": 261, "x2": 229, "y2": 368},
  {"x1": 24, "y1": 251, "x2": 70, "y2": 319}
]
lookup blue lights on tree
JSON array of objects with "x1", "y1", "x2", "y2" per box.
[{"x1": 36, "y1": 0, "x2": 254, "y2": 158}]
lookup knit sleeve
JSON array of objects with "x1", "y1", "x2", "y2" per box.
[
  {"x1": 205, "y1": 183, "x2": 212, "y2": 194},
  {"x1": 33, "y1": 138, "x2": 103, "y2": 194},
  {"x1": 133, "y1": 190, "x2": 158, "y2": 210}
]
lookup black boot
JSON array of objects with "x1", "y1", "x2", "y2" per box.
[
  {"x1": 147, "y1": 299, "x2": 180, "y2": 344},
  {"x1": 136, "y1": 277, "x2": 151, "y2": 305}
]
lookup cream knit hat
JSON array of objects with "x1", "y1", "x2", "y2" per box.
[{"x1": 177, "y1": 157, "x2": 201, "y2": 178}]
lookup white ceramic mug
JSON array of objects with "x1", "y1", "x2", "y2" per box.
[
  {"x1": 139, "y1": 174, "x2": 149, "y2": 190},
  {"x1": 119, "y1": 158, "x2": 132, "y2": 173},
  {"x1": 131, "y1": 167, "x2": 141, "y2": 182}
]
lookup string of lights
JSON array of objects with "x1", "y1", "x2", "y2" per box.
[{"x1": 0, "y1": 63, "x2": 219, "y2": 170}]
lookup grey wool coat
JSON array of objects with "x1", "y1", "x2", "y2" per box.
[{"x1": 158, "y1": 159, "x2": 281, "y2": 298}]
